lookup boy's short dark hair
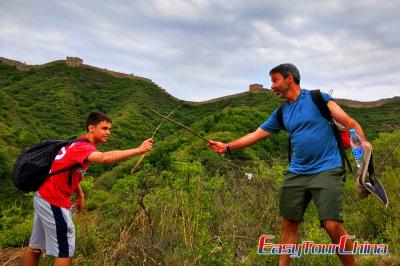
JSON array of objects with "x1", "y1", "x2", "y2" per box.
[
  {"x1": 86, "y1": 112, "x2": 112, "y2": 132},
  {"x1": 269, "y1": 63, "x2": 301, "y2": 85}
]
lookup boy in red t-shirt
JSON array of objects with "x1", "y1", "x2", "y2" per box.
[{"x1": 24, "y1": 112, "x2": 153, "y2": 266}]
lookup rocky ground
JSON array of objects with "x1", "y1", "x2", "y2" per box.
[{"x1": 0, "y1": 248, "x2": 25, "y2": 266}]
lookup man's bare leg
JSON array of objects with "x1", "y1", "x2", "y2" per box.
[
  {"x1": 324, "y1": 220, "x2": 355, "y2": 266},
  {"x1": 279, "y1": 218, "x2": 300, "y2": 266}
]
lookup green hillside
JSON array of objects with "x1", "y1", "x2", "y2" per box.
[{"x1": 1, "y1": 59, "x2": 399, "y2": 265}]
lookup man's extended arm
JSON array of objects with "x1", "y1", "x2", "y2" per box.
[
  {"x1": 88, "y1": 138, "x2": 153, "y2": 164},
  {"x1": 208, "y1": 128, "x2": 271, "y2": 154}
]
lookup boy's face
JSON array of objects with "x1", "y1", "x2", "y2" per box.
[{"x1": 89, "y1": 121, "x2": 112, "y2": 143}]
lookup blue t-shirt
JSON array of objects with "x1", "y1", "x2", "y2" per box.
[{"x1": 260, "y1": 89, "x2": 341, "y2": 174}]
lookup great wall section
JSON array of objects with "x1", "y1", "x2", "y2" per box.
[
  {"x1": 1, "y1": 56, "x2": 398, "y2": 108},
  {"x1": 0, "y1": 56, "x2": 155, "y2": 84}
]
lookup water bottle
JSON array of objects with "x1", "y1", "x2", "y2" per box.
[{"x1": 349, "y1": 129, "x2": 363, "y2": 168}]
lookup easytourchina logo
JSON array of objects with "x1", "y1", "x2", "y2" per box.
[{"x1": 258, "y1": 235, "x2": 388, "y2": 258}]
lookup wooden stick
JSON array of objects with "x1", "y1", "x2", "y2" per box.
[
  {"x1": 145, "y1": 106, "x2": 210, "y2": 143},
  {"x1": 131, "y1": 105, "x2": 181, "y2": 174},
  {"x1": 151, "y1": 104, "x2": 181, "y2": 138}
]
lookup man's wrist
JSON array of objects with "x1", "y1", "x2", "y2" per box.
[{"x1": 226, "y1": 143, "x2": 231, "y2": 153}]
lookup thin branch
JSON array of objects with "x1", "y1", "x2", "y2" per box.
[
  {"x1": 131, "y1": 105, "x2": 181, "y2": 174},
  {"x1": 151, "y1": 104, "x2": 182, "y2": 138},
  {"x1": 145, "y1": 106, "x2": 210, "y2": 143},
  {"x1": 2, "y1": 248, "x2": 26, "y2": 266}
]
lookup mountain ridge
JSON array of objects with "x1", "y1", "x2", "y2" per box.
[{"x1": 1, "y1": 56, "x2": 398, "y2": 108}]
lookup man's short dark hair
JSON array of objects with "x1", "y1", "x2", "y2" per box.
[
  {"x1": 86, "y1": 112, "x2": 112, "y2": 132},
  {"x1": 269, "y1": 63, "x2": 301, "y2": 85}
]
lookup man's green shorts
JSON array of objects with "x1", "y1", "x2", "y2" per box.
[{"x1": 279, "y1": 167, "x2": 345, "y2": 225}]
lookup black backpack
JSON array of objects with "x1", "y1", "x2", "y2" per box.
[
  {"x1": 11, "y1": 138, "x2": 90, "y2": 192},
  {"x1": 276, "y1": 89, "x2": 352, "y2": 174}
]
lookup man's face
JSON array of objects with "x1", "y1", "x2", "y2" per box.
[
  {"x1": 89, "y1": 121, "x2": 112, "y2": 143},
  {"x1": 270, "y1": 72, "x2": 290, "y2": 99}
]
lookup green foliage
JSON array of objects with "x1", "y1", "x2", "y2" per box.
[
  {"x1": 0, "y1": 202, "x2": 32, "y2": 248},
  {"x1": 0, "y1": 147, "x2": 10, "y2": 178}
]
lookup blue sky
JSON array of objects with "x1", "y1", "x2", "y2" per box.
[{"x1": 1, "y1": 0, "x2": 399, "y2": 101}]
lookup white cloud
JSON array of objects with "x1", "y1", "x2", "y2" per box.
[{"x1": 0, "y1": 0, "x2": 399, "y2": 101}]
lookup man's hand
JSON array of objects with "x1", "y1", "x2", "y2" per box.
[
  {"x1": 208, "y1": 140, "x2": 228, "y2": 154},
  {"x1": 138, "y1": 138, "x2": 153, "y2": 154},
  {"x1": 362, "y1": 141, "x2": 372, "y2": 151}
]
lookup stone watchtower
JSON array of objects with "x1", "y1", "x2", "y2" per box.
[
  {"x1": 249, "y1": 83, "x2": 263, "y2": 92},
  {"x1": 66, "y1": 56, "x2": 83, "y2": 67}
]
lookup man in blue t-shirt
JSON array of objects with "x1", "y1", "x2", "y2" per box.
[{"x1": 208, "y1": 63, "x2": 368, "y2": 266}]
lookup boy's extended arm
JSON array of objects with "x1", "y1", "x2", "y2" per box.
[{"x1": 88, "y1": 138, "x2": 153, "y2": 164}]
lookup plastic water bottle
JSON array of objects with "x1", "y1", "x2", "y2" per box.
[{"x1": 349, "y1": 129, "x2": 363, "y2": 168}]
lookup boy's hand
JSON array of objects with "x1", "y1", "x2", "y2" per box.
[
  {"x1": 71, "y1": 196, "x2": 85, "y2": 213},
  {"x1": 138, "y1": 138, "x2": 153, "y2": 154}
]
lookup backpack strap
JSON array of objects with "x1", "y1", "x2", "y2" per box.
[
  {"x1": 68, "y1": 137, "x2": 91, "y2": 144},
  {"x1": 310, "y1": 90, "x2": 352, "y2": 174},
  {"x1": 276, "y1": 104, "x2": 292, "y2": 163},
  {"x1": 48, "y1": 163, "x2": 82, "y2": 177},
  {"x1": 276, "y1": 104, "x2": 286, "y2": 130},
  {"x1": 49, "y1": 138, "x2": 91, "y2": 186}
]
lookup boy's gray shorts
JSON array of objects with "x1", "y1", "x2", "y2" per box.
[{"x1": 28, "y1": 193, "x2": 75, "y2": 258}]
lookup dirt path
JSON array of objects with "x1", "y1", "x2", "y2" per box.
[{"x1": 0, "y1": 247, "x2": 25, "y2": 266}]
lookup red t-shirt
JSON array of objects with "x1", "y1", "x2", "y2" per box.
[{"x1": 38, "y1": 137, "x2": 97, "y2": 208}]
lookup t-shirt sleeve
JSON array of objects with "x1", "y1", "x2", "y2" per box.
[
  {"x1": 259, "y1": 108, "x2": 282, "y2": 133},
  {"x1": 321, "y1": 91, "x2": 333, "y2": 102},
  {"x1": 69, "y1": 142, "x2": 98, "y2": 164}
]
